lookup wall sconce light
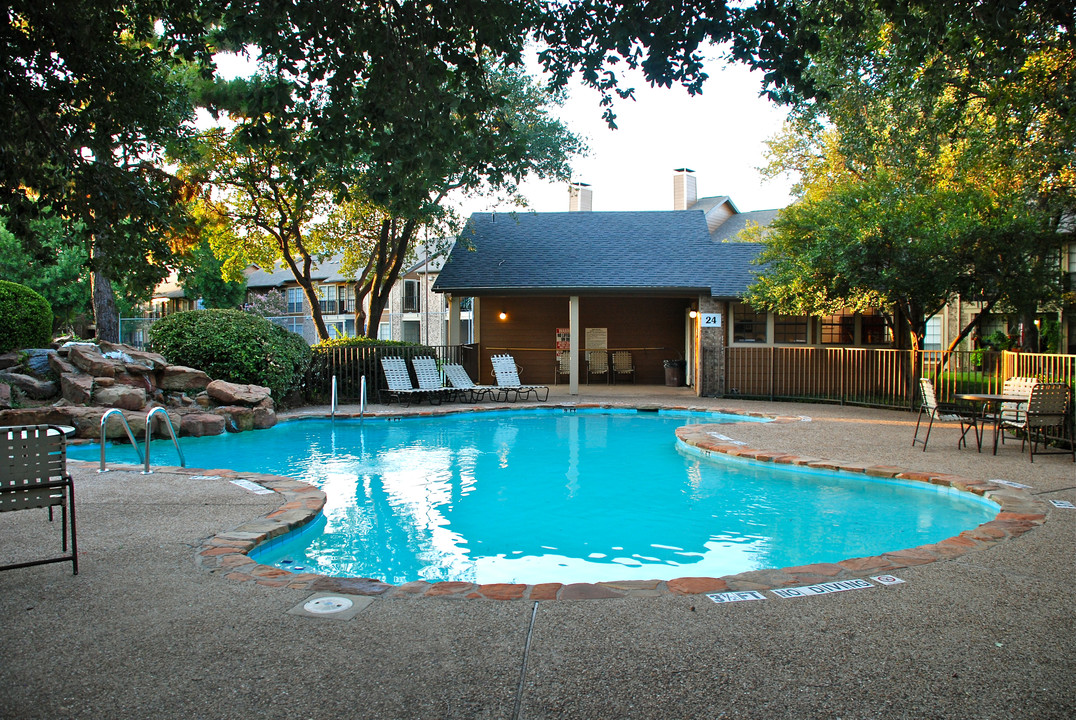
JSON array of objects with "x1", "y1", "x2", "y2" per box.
[
  {"x1": 689, "y1": 310, "x2": 698, "y2": 319},
  {"x1": 499, "y1": 311, "x2": 508, "y2": 321}
]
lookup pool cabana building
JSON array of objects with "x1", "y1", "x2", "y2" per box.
[{"x1": 433, "y1": 172, "x2": 777, "y2": 396}]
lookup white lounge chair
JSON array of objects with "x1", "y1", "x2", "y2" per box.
[
  {"x1": 442, "y1": 363, "x2": 499, "y2": 402},
  {"x1": 491, "y1": 354, "x2": 549, "y2": 402},
  {"x1": 411, "y1": 357, "x2": 456, "y2": 403},
  {"x1": 380, "y1": 356, "x2": 437, "y2": 406}
]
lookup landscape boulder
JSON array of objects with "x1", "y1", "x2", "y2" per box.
[
  {"x1": 0, "y1": 371, "x2": 58, "y2": 400},
  {"x1": 60, "y1": 373, "x2": 94, "y2": 405},
  {"x1": 0, "y1": 383, "x2": 10, "y2": 409},
  {"x1": 180, "y1": 413, "x2": 227, "y2": 437},
  {"x1": 159, "y1": 365, "x2": 211, "y2": 391},
  {"x1": 48, "y1": 353, "x2": 78, "y2": 376},
  {"x1": 252, "y1": 405, "x2": 277, "y2": 430},
  {"x1": 206, "y1": 380, "x2": 272, "y2": 406},
  {"x1": 94, "y1": 385, "x2": 147, "y2": 411},
  {"x1": 67, "y1": 344, "x2": 123, "y2": 378},
  {"x1": 213, "y1": 406, "x2": 254, "y2": 433}
]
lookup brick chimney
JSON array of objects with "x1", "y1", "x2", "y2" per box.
[
  {"x1": 673, "y1": 168, "x2": 697, "y2": 210},
  {"x1": 568, "y1": 182, "x2": 593, "y2": 212}
]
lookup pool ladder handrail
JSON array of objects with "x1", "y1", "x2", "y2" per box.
[
  {"x1": 144, "y1": 407, "x2": 186, "y2": 474},
  {"x1": 99, "y1": 409, "x2": 144, "y2": 472}
]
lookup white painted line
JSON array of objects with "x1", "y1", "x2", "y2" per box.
[
  {"x1": 1048, "y1": 499, "x2": 1075, "y2": 509},
  {"x1": 706, "y1": 432, "x2": 747, "y2": 445},
  {"x1": 871, "y1": 575, "x2": 905, "y2": 586},
  {"x1": 989, "y1": 479, "x2": 1033, "y2": 489},
  {"x1": 707, "y1": 590, "x2": 767, "y2": 604},
  {"x1": 772, "y1": 578, "x2": 874, "y2": 599},
  {"x1": 230, "y1": 478, "x2": 275, "y2": 495},
  {"x1": 189, "y1": 475, "x2": 223, "y2": 480}
]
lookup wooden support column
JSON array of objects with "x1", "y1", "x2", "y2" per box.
[{"x1": 569, "y1": 295, "x2": 580, "y2": 395}]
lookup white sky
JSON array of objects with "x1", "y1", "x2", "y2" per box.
[{"x1": 213, "y1": 48, "x2": 797, "y2": 218}]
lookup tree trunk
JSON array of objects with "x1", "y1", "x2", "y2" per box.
[{"x1": 89, "y1": 241, "x2": 120, "y2": 343}]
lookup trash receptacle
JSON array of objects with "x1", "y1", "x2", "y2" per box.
[{"x1": 663, "y1": 359, "x2": 686, "y2": 387}]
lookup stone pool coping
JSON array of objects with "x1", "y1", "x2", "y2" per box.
[{"x1": 103, "y1": 404, "x2": 1047, "y2": 601}]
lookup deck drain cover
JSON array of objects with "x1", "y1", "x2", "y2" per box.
[
  {"x1": 304, "y1": 596, "x2": 353, "y2": 614},
  {"x1": 288, "y1": 592, "x2": 373, "y2": 620}
]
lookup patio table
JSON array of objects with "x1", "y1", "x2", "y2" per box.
[{"x1": 954, "y1": 393, "x2": 1029, "y2": 454}]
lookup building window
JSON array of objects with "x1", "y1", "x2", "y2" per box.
[
  {"x1": 861, "y1": 309, "x2": 889, "y2": 345},
  {"x1": 821, "y1": 309, "x2": 855, "y2": 345},
  {"x1": 773, "y1": 314, "x2": 808, "y2": 343},
  {"x1": 732, "y1": 302, "x2": 767, "y2": 343},
  {"x1": 377, "y1": 322, "x2": 391, "y2": 341},
  {"x1": 318, "y1": 285, "x2": 338, "y2": 314},
  {"x1": 286, "y1": 288, "x2": 304, "y2": 314},
  {"x1": 402, "y1": 320, "x2": 420, "y2": 344},
  {"x1": 924, "y1": 315, "x2": 942, "y2": 351},
  {"x1": 403, "y1": 279, "x2": 420, "y2": 313}
]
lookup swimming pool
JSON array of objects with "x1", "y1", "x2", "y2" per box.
[{"x1": 74, "y1": 408, "x2": 999, "y2": 585}]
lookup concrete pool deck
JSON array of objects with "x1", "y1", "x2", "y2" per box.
[{"x1": 1, "y1": 386, "x2": 1073, "y2": 718}]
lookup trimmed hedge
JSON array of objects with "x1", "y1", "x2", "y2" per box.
[
  {"x1": 149, "y1": 309, "x2": 311, "y2": 401},
  {"x1": 0, "y1": 280, "x2": 53, "y2": 352}
]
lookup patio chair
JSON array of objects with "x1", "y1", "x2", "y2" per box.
[
  {"x1": 379, "y1": 356, "x2": 438, "y2": 407},
  {"x1": 1, "y1": 424, "x2": 78, "y2": 574},
  {"x1": 911, "y1": 378, "x2": 981, "y2": 451},
  {"x1": 586, "y1": 351, "x2": 609, "y2": 384},
  {"x1": 490, "y1": 354, "x2": 549, "y2": 402},
  {"x1": 442, "y1": 363, "x2": 499, "y2": 402},
  {"x1": 997, "y1": 382, "x2": 1074, "y2": 463},
  {"x1": 990, "y1": 376, "x2": 1037, "y2": 453},
  {"x1": 554, "y1": 352, "x2": 572, "y2": 385},
  {"x1": 411, "y1": 357, "x2": 457, "y2": 403},
  {"x1": 611, "y1": 350, "x2": 636, "y2": 384}
]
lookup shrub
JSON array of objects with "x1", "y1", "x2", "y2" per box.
[
  {"x1": 149, "y1": 309, "x2": 311, "y2": 401},
  {"x1": 0, "y1": 280, "x2": 53, "y2": 352}
]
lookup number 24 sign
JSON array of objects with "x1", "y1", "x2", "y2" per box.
[{"x1": 699, "y1": 313, "x2": 721, "y2": 328}]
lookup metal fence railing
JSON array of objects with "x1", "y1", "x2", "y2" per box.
[
  {"x1": 725, "y1": 348, "x2": 1076, "y2": 410},
  {"x1": 306, "y1": 343, "x2": 479, "y2": 404}
]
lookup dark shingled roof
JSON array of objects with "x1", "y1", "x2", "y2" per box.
[{"x1": 433, "y1": 210, "x2": 765, "y2": 298}]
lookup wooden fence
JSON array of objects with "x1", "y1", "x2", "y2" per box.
[{"x1": 725, "y1": 348, "x2": 1076, "y2": 409}]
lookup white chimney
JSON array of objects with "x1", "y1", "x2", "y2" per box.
[
  {"x1": 568, "y1": 182, "x2": 593, "y2": 212},
  {"x1": 673, "y1": 168, "x2": 697, "y2": 210}
]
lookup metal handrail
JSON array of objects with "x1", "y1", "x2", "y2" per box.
[
  {"x1": 99, "y1": 409, "x2": 144, "y2": 472},
  {"x1": 144, "y1": 407, "x2": 185, "y2": 474},
  {"x1": 331, "y1": 375, "x2": 338, "y2": 419}
]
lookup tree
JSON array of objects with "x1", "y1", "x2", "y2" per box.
[
  {"x1": 187, "y1": 63, "x2": 583, "y2": 340},
  {"x1": 1, "y1": 1, "x2": 210, "y2": 341},
  {"x1": 0, "y1": 215, "x2": 89, "y2": 332},
  {"x1": 179, "y1": 238, "x2": 247, "y2": 309}
]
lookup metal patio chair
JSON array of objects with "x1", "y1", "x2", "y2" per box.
[
  {"x1": 491, "y1": 354, "x2": 549, "y2": 402},
  {"x1": 554, "y1": 352, "x2": 572, "y2": 385},
  {"x1": 585, "y1": 351, "x2": 609, "y2": 384},
  {"x1": 611, "y1": 350, "x2": 636, "y2": 384},
  {"x1": 911, "y1": 378, "x2": 981, "y2": 451},
  {"x1": 997, "y1": 382, "x2": 1074, "y2": 463},
  {"x1": 1, "y1": 424, "x2": 78, "y2": 574}
]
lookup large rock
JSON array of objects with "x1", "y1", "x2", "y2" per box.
[
  {"x1": 0, "y1": 383, "x2": 10, "y2": 409},
  {"x1": 94, "y1": 385, "x2": 146, "y2": 411},
  {"x1": 159, "y1": 366, "x2": 211, "y2": 391},
  {"x1": 61, "y1": 373, "x2": 94, "y2": 404},
  {"x1": 180, "y1": 412, "x2": 226, "y2": 437},
  {"x1": 23, "y1": 349, "x2": 53, "y2": 377},
  {"x1": 0, "y1": 351, "x2": 21, "y2": 370},
  {"x1": 0, "y1": 371, "x2": 58, "y2": 400},
  {"x1": 49, "y1": 353, "x2": 78, "y2": 376},
  {"x1": 252, "y1": 405, "x2": 277, "y2": 430},
  {"x1": 213, "y1": 406, "x2": 254, "y2": 433},
  {"x1": 67, "y1": 344, "x2": 123, "y2": 378},
  {"x1": 98, "y1": 342, "x2": 168, "y2": 372},
  {"x1": 114, "y1": 371, "x2": 157, "y2": 393},
  {"x1": 206, "y1": 380, "x2": 271, "y2": 405}
]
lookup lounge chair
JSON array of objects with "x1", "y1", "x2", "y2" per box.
[
  {"x1": 997, "y1": 382, "x2": 1074, "y2": 463},
  {"x1": 379, "y1": 356, "x2": 437, "y2": 406},
  {"x1": 586, "y1": 350, "x2": 609, "y2": 384},
  {"x1": 442, "y1": 363, "x2": 499, "y2": 402},
  {"x1": 611, "y1": 350, "x2": 636, "y2": 384},
  {"x1": 911, "y1": 378, "x2": 980, "y2": 451},
  {"x1": 490, "y1": 354, "x2": 549, "y2": 402},
  {"x1": 411, "y1": 357, "x2": 457, "y2": 403},
  {"x1": 554, "y1": 352, "x2": 572, "y2": 385},
  {"x1": 1, "y1": 424, "x2": 78, "y2": 574}
]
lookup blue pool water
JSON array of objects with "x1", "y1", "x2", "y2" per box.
[{"x1": 73, "y1": 409, "x2": 998, "y2": 585}]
